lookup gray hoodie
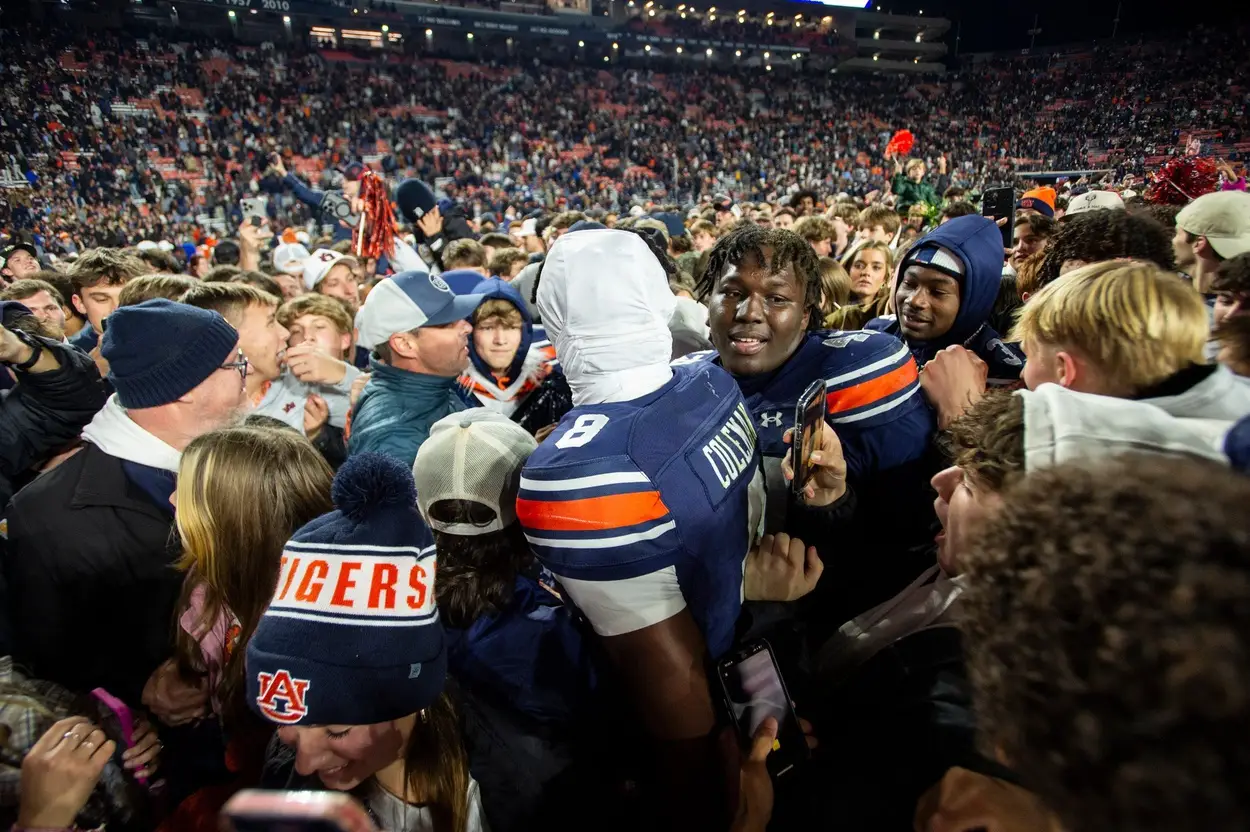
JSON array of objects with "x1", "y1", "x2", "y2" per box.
[{"x1": 252, "y1": 365, "x2": 361, "y2": 434}]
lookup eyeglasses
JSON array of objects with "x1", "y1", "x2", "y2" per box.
[{"x1": 220, "y1": 351, "x2": 249, "y2": 384}]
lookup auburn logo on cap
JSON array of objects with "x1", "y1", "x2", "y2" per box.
[
  {"x1": 256, "y1": 669, "x2": 311, "y2": 724},
  {"x1": 430, "y1": 274, "x2": 450, "y2": 293},
  {"x1": 317, "y1": 251, "x2": 338, "y2": 263}
]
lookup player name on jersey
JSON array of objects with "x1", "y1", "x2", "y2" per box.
[{"x1": 700, "y1": 402, "x2": 758, "y2": 491}]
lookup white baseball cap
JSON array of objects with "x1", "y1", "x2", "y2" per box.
[
  {"x1": 514, "y1": 218, "x2": 538, "y2": 238},
  {"x1": 1064, "y1": 190, "x2": 1125, "y2": 217},
  {"x1": 1176, "y1": 191, "x2": 1250, "y2": 259},
  {"x1": 413, "y1": 410, "x2": 538, "y2": 536},
  {"x1": 302, "y1": 248, "x2": 347, "y2": 291},
  {"x1": 273, "y1": 242, "x2": 312, "y2": 276},
  {"x1": 355, "y1": 269, "x2": 484, "y2": 350},
  {"x1": 135, "y1": 240, "x2": 159, "y2": 252}
]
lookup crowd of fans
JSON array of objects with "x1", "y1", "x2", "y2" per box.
[
  {"x1": 3, "y1": 12, "x2": 1250, "y2": 832},
  {"x1": 2, "y1": 21, "x2": 1247, "y2": 251}
]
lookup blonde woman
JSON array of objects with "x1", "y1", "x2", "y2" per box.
[
  {"x1": 825, "y1": 241, "x2": 896, "y2": 330},
  {"x1": 173, "y1": 425, "x2": 334, "y2": 725}
]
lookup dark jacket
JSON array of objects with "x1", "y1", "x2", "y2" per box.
[
  {"x1": 1, "y1": 327, "x2": 109, "y2": 507},
  {"x1": 3, "y1": 443, "x2": 181, "y2": 706},
  {"x1": 867, "y1": 215, "x2": 1025, "y2": 384}
]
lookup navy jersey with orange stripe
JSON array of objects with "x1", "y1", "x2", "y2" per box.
[
  {"x1": 684, "y1": 330, "x2": 934, "y2": 533},
  {"x1": 514, "y1": 362, "x2": 762, "y2": 659}
]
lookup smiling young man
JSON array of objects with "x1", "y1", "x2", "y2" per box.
[
  {"x1": 182, "y1": 284, "x2": 361, "y2": 460},
  {"x1": 0, "y1": 279, "x2": 69, "y2": 340},
  {"x1": 867, "y1": 214, "x2": 1025, "y2": 384},
  {"x1": 695, "y1": 224, "x2": 939, "y2": 632},
  {"x1": 66, "y1": 248, "x2": 151, "y2": 353}
]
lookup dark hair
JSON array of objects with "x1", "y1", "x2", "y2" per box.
[
  {"x1": 1013, "y1": 213, "x2": 1058, "y2": 238},
  {"x1": 1036, "y1": 209, "x2": 1175, "y2": 289},
  {"x1": 429, "y1": 501, "x2": 531, "y2": 629},
  {"x1": 944, "y1": 390, "x2": 1025, "y2": 491},
  {"x1": 1211, "y1": 252, "x2": 1250, "y2": 294},
  {"x1": 1215, "y1": 315, "x2": 1250, "y2": 374},
  {"x1": 940, "y1": 201, "x2": 979, "y2": 220},
  {"x1": 791, "y1": 189, "x2": 819, "y2": 209},
  {"x1": 132, "y1": 248, "x2": 181, "y2": 274},
  {"x1": 960, "y1": 454, "x2": 1250, "y2": 832},
  {"x1": 212, "y1": 240, "x2": 241, "y2": 266},
  {"x1": 697, "y1": 224, "x2": 822, "y2": 331},
  {"x1": 479, "y1": 233, "x2": 513, "y2": 250},
  {"x1": 1133, "y1": 203, "x2": 1182, "y2": 230},
  {"x1": 624, "y1": 227, "x2": 680, "y2": 282}
]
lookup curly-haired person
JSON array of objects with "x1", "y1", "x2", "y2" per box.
[
  {"x1": 1033, "y1": 209, "x2": 1175, "y2": 290},
  {"x1": 959, "y1": 454, "x2": 1250, "y2": 832}
]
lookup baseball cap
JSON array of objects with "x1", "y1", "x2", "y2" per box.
[
  {"x1": 413, "y1": 410, "x2": 538, "y2": 536},
  {"x1": 1064, "y1": 190, "x2": 1125, "y2": 217},
  {"x1": 1, "y1": 241, "x2": 38, "y2": 265},
  {"x1": 355, "y1": 270, "x2": 484, "y2": 350},
  {"x1": 302, "y1": 248, "x2": 347, "y2": 291},
  {"x1": 1176, "y1": 191, "x2": 1250, "y2": 259},
  {"x1": 514, "y1": 218, "x2": 538, "y2": 238},
  {"x1": 274, "y1": 242, "x2": 312, "y2": 276}
]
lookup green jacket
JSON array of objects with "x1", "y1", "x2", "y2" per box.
[
  {"x1": 891, "y1": 174, "x2": 940, "y2": 212},
  {"x1": 347, "y1": 359, "x2": 466, "y2": 470}
]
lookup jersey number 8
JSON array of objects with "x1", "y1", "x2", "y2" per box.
[{"x1": 554, "y1": 414, "x2": 610, "y2": 449}]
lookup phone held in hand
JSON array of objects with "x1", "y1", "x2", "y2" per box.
[
  {"x1": 981, "y1": 186, "x2": 1015, "y2": 248},
  {"x1": 221, "y1": 790, "x2": 379, "y2": 832},
  {"x1": 717, "y1": 639, "x2": 809, "y2": 778},
  {"x1": 791, "y1": 379, "x2": 827, "y2": 497},
  {"x1": 241, "y1": 197, "x2": 268, "y2": 227}
]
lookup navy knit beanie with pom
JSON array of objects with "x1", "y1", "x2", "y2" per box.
[{"x1": 246, "y1": 452, "x2": 445, "y2": 727}]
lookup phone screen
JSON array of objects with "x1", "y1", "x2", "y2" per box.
[
  {"x1": 981, "y1": 186, "x2": 1014, "y2": 248},
  {"x1": 791, "y1": 379, "x2": 827, "y2": 496},
  {"x1": 719, "y1": 643, "x2": 808, "y2": 776}
]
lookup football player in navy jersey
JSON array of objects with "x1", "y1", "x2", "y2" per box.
[
  {"x1": 696, "y1": 223, "x2": 941, "y2": 637},
  {"x1": 515, "y1": 228, "x2": 769, "y2": 829}
]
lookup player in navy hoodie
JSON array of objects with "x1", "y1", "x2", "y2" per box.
[{"x1": 867, "y1": 214, "x2": 1025, "y2": 384}]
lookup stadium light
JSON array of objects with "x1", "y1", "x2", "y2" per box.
[
  {"x1": 873, "y1": 53, "x2": 880, "y2": 60},
  {"x1": 381, "y1": 24, "x2": 388, "y2": 32},
  {"x1": 425, "y1": 28, "x2": 433, "y2": 36},
  {"x1": 873, "y1": 30, "x2": 881, "y2": 39},
  {"x1": 676, "y1": 46, "x2": 683, "y2": 53},
  {"x1": 677, "y1": 3, "x2": 685, "y2": 8},
  {"x1": 734, "y1": 49, "x2": 741, "y2": 57},
  {"x1": 644, "y1": 1, "x2": 652, "y2": 6},
  {"x1": 765, "y1": 64, "x2": 771, "y2": 71},
  {"x1": 791, "y1": 53, "x2": 799, "y2": 59},
  {"x1": 613, "y1": 42, "x2": 619, "y2": 49},
  {"x1": 645, "y1": 44, "x2": 651, "y2": 51},
  {"x1": 681, "y1": 12, "x2": 686, "y2": 18},
  {"x1": 705, "y1": 47, "x2": 712, "y2": 55},
  {"x1": 604, "y1": 56, "x2": 610, "y2": 61},
  {"x1": 915, "y1": 32, "x2": 922, "y2": 42},
  {"x1": 766, "y1": 18, "x2": 772, "y2": 25},
  {"x1": 578, "y1": 40, "x2": 585, "y2": 46},
  {"x1": 283, "y1": 14, "x2": 290, "y2": 22},
  {"x1": 227, "y1": 9, "x2": 235, "y2": 17},
  {"x1": 250, "y1": 8, "x2": 257, "y2": 13},
  {"x1": 467, "y1": 32, "x2": 474, "y2": 39},
  {"x1": 763, "y1": 51, "x2": 769, "y2": 58},
  {"x1": 648, "y1": 9, "x2": 655, "y2": 15}
]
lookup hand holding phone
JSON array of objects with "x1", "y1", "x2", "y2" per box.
[
  {"x1": 789, "y1": 380, "x2": 826, "y2": 498},
  {"x1": 981, "y1": 186, "x2": 1015, "y2": 249},
  {"x1": 718, "y1": 640, "x2": 808, "y2": 779},
  {"x1": 784, "y1": 381, "x2": 846, "y2": 507}
]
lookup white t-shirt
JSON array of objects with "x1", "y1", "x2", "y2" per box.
[{"x1": 363, "y1": 777, "x2": 488, "y2": 832}]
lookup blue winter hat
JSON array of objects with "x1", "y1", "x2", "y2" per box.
[
  {"x1": 246, "y1": 453, "x2": 446, "y2": 727},
  {"x1": 102, "y1": 299, "x2": 240, "y2": 409},
  {"x1": 650, "y1": 212, "x2": 686, "y2": 239}
]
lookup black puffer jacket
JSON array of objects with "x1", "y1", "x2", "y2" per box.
[{"x1": 0, "y1": 307, "x2": 108, "y2": 507}]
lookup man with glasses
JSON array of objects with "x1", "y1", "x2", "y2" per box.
[{"x1": 4, "y1": 298, "x2": 246, "y2": 711}]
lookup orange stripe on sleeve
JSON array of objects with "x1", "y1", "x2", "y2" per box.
[
  {"x1": 826, "y1": 360, "x2": 919, "y2": 415},
  {"x1": 516, "y1": 490, "x2": 671, "y2": 532}
]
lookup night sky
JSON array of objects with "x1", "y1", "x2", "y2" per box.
[{"x1": 858, "y1": 0, "x2": 1248, "y2": 53}]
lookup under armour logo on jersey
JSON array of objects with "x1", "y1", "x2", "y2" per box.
[
  {"x1": 760, "y1": 411, "x2": 784, "y2": 427},
  {"x1": 255, "y1": 669, "x2": 310, "y2": 724}
]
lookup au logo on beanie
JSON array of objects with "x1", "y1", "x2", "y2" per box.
[{"x1": 256, "y1": 669, "x2": 310, "y2": 724}]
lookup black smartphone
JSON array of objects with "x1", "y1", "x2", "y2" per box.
[
  {"x1": 717, "y1": 639, "x2": 808, "y2": 778},
  {"x1": 791, "y1": 378, "x2": 827, "y2": 497},
  {"x1": 981, "y1": 186, "x2": 1014, "y2": 248}
]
